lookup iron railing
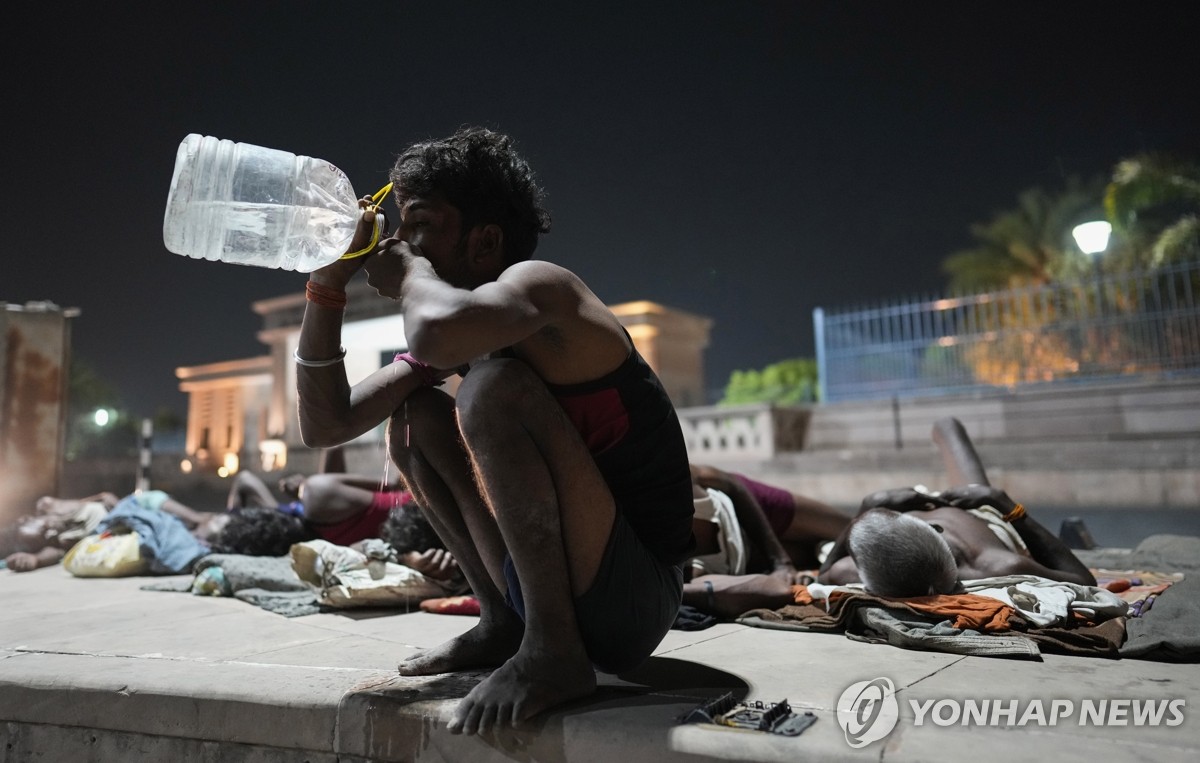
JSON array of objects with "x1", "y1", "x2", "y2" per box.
[{"x1": 814, "y1": 261, "x2": 1200, "y2": 402}]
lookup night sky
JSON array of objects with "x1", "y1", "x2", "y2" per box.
[{"x1": 7, "y1": 2, "x2": 1197, "y2": 418}]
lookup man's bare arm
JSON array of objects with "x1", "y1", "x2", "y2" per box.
[
  {"x1": 941, "y1": 485, "x2": 1095, "y2": 586},
  {"x1": 294, "y1": 205, "x2": 433, "y2": 448},
  {"x1": 6, "y1": 546, "x2": 67, "y2": 572},
  {"x1": 399, "y1": 257, "x2": 580, "y2": 370},
  {"x1": 1005, "y1": 514, "x2": 1096, "y2": 586},
  {"x1": 683, "y1": 574, "x2": 796, "y2": 619}
]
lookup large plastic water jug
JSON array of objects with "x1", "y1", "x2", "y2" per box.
[{"x1": 162, "y1": 134, "x2": 363, "y2": 272}]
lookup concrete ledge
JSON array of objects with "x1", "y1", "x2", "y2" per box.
[{"x1": 2, "y1": 567, "x2": 1199, "y2": 762}]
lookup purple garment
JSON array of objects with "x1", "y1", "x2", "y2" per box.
[{"x1": 732, "y1": 473, "x2": 795, "y2": 537}]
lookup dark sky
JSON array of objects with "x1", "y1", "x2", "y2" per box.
[{"x1": 7, "y1": 2, "x2": 1198, "y2": 417}]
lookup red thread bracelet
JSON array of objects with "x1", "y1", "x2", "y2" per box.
[{"x1": 306, "y1": 281, "x2": 347, "y2": 310}]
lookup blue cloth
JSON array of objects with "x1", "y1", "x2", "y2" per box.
[{"x1": 95, "y1": 493, "x2": 208, "y2": 575}]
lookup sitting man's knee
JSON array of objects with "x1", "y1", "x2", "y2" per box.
[{"x1": 456, "y1": 358, "x2": 541, "y2": 428}]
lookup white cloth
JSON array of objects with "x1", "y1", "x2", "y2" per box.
[
  {"x1": 689, "y1": 488, "x2": 749, "y2": 576},
  {"x1": 965, "y1": 505, "x2": 1030, "y2": 555},
  {"x1": 964, "y1": 574, "x2": 1128, "y2": 628}
]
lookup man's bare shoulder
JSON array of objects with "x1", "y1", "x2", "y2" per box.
[{"x1": 499, "y1": 260, "x2": 588, "y2": 292}]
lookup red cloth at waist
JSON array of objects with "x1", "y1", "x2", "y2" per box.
[
  {"x1": 314, "y1": 490, "x2": 409, "y2": 546},
  {"x1": 553, "y1": 388, "x2": 630, "y2": 454}
]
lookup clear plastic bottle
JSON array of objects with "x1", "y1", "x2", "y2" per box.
[{"x1": 162, "y1": 134, "x2": 362, "y2": 272}]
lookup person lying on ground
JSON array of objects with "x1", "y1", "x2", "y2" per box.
[
  {"x1": 226, "y1": 444, "x2": 413, "y2": 548},
  {"x1": 4, "y1": 490, "x2": 226, "y2": 572},
  {"x1": 226, "y1": 468, "x2": 412, "y2": 549},
  {"x1": 209, "y1": 493, "x2": 463, "y2": 590},
  {"x1": 687, "y1": 463, "x2": 850, "y2": 579},
  {"x1": 683, "y1": 485, "x2": 1095, "y2": 619},
  {"x1": 817, "y1": 484, "x2": 1097, "y2": 595}
]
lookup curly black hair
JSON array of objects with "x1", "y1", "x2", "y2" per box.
[
  {"x1": 379, "y1": 504, "x2": 445, "y2": 554},
  {"x1": 209, "y1": 508, "x2": 318, "y2": 557},
  {"x1": 390, "y1": 126, "x2": 552, "y2": 264}
]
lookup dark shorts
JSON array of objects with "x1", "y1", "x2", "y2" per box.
[{"x1": 503, "y1": 511, "x2": 684, "y2": 674}]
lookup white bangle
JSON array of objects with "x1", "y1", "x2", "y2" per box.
[{"x1": 294, "y1": 347, "x2": 347, "y2": 367}]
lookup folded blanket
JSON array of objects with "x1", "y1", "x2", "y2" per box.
[
  {"x1": 794, "y1": 585, "x2": 1020, "y2": 632},
  {"x1": 141, "y1": 553, "x2": 321, "y2": 616},
  {"x1": 1082, "y1": 534, "x2": 1200, "y2": 662},
  {"x1": 195, "y1": 553, "x2": 311, "y2": 593},
  {"x1": 843, "y1": 607, "x2": 1042, "y2": 659}
]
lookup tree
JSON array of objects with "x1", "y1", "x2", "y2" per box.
[
  {"x1": 65, "y1": 359, "x2": 137, "y2": 460},
  {"x1": 941, "y1": 177, "x2": 1106, "y2": 293},
  {"x1": 719, "y1": 358, "x2": 818, "y2": 405},
  {"x1": 1105, "y1": 153, "x2": 1200, "y2": 268}
]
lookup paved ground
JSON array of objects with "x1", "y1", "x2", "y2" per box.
[{"x1": 2, "y1": 560, "x2": 1198, "y2": 762}]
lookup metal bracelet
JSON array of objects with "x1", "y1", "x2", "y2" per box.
[{"x1": 293, "y1": 347, "x2": 347, "y2": 367}]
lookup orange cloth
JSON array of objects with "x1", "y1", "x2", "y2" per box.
[
  {"x1": 419, "y1": 595, "x2": 481, "y2": 616},
  {"x1": 792, "y1": 585, "x2": 1018, "y2": 632}
]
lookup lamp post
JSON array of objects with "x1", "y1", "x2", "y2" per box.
[
  {"x1": 1072, "y1": 221, "x2": 1111, "y2": 315},
  {"x1": 1072, "y1": 221, "x2": 1112, "y2": 375}
]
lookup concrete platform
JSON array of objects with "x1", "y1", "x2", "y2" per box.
[{"x1": 1, "y1": 566, "x2": 1198, "y2": 762}]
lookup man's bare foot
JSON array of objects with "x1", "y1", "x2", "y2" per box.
[
  {"x1": 398, "y1": 615, "x2": 522, "y2": 676},
  {"x1": 449, "y1": 646, "x2": 596, "y2": 735}
]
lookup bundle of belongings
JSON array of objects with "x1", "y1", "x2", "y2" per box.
[
  {"x1": 64, "y1": 491, "x2": 209, "y2": 577},
  {"x1": 144, "y1": 538, "x2": 468, "y2": 618},
  {"x1": 738, "y1": 575, "x2": 1131, "y2": 659}
]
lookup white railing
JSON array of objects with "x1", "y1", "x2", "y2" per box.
[{"x1": 677, "y1": 403, "x2": 810, "y2": 460}]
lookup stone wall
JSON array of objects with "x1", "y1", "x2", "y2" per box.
[{"x1": 682, "y1": 376, "x2": 1200, "y2": 510}]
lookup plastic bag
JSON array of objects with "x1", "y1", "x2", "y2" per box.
[{"x1": 62, "y1": 531, "x2": 148, "y2": 577}]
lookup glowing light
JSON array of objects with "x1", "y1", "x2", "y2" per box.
[
  {"x1": 93, "y1": 409, "x2": 110, "y2": 427},
  {"x1": 222, "y1": 453, "x2": 240, "y2": 475},
  {"x1": 1072, "y1": 221, "x2": 1111, "y2": 255},
  {"x1": 259, "y1": 439, "x2": 287, "y2": 472},
  {"x1": 179, "y1": 459, "x2": 193, "y2": 474}
]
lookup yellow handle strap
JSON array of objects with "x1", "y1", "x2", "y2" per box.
[{"x1": 340, "y1": 181, "x2": 394, "y2": 260}]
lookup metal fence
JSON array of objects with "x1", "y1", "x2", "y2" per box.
[{"x1": 814, "y1": 261, "x2": 1200, "y2": 402}]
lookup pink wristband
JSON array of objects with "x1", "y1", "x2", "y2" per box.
[{"x1": 394, "y1": 352, "x2": 443, "y2": 387}]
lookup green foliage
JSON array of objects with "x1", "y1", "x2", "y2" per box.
[
  {"x1": 1105, "y1": 154, "x2": 1200, "y2": 267},
  {"x1": 942, "y1": 177, "x2": 1106, "y2": 294},
  {"x1": 720, "y1": 358, "x2": 818, "y2": 405}
]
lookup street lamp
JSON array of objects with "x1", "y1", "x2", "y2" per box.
[
  {"x1": 1072, "y1": 221, "x2": 1111, "y2": 315},
  {"x1": 1072, "y1": 221, "x2": 1111, "y2": 257}
]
